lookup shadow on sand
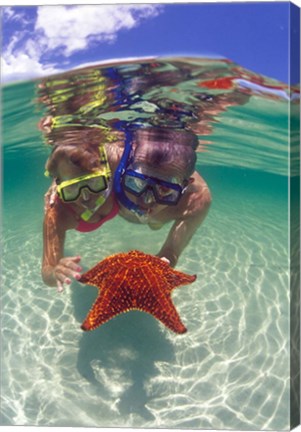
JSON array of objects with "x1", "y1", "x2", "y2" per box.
[{"x1": 71, "y1": 282, "x2": 175, "y2": 420}]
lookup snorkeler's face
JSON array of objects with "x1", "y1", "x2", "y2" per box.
[
  {"x1": 56, "y1": 159, "x2": 109, "y2": 210},
  {"x1": 123, "y1": 162, "x2": 188, "y2": 214},
  {"x1": 57, "y1": 172, "x2": 108, "y2": 202}
]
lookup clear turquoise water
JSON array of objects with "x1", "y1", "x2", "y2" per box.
[{"x1": 1, "y1": 59, "x2": 298, "y2": 429}]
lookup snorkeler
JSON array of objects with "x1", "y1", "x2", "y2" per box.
[
  {"x1": 41, "y1": 122, "x2": 210, "y2": 290},
  {"x1": 42, "y1": 136, "x2": 118, "y2": 292},
  {"x1": 114, "y1": 127, "x2": 211, "y2": 267}
]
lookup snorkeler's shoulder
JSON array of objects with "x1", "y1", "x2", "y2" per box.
[
  {"x1": 191, "y1": 172, "x2": 211, "y2": 204},
  {"x1": 191, "y1": 170, "x2": 210, "y2": 188},
  {"x1": 172, "y1": 178, "x2": 211, "y2": 221}
]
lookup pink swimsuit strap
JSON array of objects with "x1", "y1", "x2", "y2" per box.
[
  {"x1": 57, "y1": 194, "x2": 119, "y2": 233},
  {"x1": 76, "y1": 198, "x2": 119, "y2": 233}
]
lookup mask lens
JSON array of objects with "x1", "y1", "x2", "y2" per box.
[
  {"x1": 123, "y1": 169, "x2": 184, "y2": 205},
  {"x1": 154, "y1": 184, "x2": 181, "y2": 204},
  {"x1": 62, "y1": 183, "x2": 81, "y2": 201},
  {"x1": 60, "y1": 175, "x2": 108, "y2": 202},
  {"x1": 86, "y1": 176, "x2": 107, "y2": 193},
  {"x1": 124, "y1": 174, "x2": 148, "y2": 196}
]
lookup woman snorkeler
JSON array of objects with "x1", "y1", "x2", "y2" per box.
[{"x1": 41, "y1": 127, "x2": 120, "y2": 292}]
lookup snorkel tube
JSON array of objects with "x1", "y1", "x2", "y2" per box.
[{"x1": 114, "y1": 128, "x2": 146, "y2": 217}]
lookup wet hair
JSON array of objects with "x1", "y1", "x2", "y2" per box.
[
  {"x1": 133, "y1": 128, "x2": 198, "y2": 178},
  {"x1": 44, "y1": 126, "x2": 109, "y2": 177}
]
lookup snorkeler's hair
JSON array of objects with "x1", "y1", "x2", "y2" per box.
[
  {"x1": 133, "y1": 128, "x2": 198, "y2": 178},
  {"x1": 45, "y1": 127, "x2": 109, "y2": 177}
]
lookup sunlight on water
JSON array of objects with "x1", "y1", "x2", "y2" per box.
[{"x1": 1, "y1": 57, "x2": 299, "y2": 429}]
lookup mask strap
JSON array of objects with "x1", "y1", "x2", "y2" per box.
[
  {"x1": 98, "y1": 145, "x2": 112, "y2": 180},
  {"x1": 114, "y1": 129, "x2": 145, "y2": 216}
]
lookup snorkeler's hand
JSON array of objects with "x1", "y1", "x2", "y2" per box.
[
  {"x1": 160, "y1": 257, "x2": 171, "y2": 265},
  {"x1": 54, "y1": 256, "x2": 82, "y2": 293}
]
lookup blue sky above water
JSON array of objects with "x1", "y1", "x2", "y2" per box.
[{"x1": 1, "y1": 3, "x2": 299, "y2": 84}]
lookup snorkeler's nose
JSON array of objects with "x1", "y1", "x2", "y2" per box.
[
  {"x1": 142, "y1": 189, "x2": 155, "y2": 205},
  {"x1": 80, "y1": 187, "x2": 90, "y2": 201}
]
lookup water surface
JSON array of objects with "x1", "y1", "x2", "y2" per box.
[{"x1": 1, "y1": 57, "x2": 299, "y2": 429}]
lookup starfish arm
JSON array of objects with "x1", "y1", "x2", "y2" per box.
[
  {"x1": 129, "y1": 268, "x2": 186, "y2": 333},
  {"x1": 151, "y1": 301, "x2": 187, "y2": 334},
  {"x1": 81, "y1": 268, "x2": 136, "y2": 330},
  {"x1": 164, "y1": 269, "x2": 197, "y2": 290},
  {"x1": 135, "y1": 283, "x2": 187, "y2": 334}
]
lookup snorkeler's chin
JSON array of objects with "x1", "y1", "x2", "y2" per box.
[
  {"x1": 140, "y1": 204, "x2": 165, "y2": 216},
  {"x1": 83, "y1": 202, "x2": 100, "y2": 212},
  {"x1": 75, "y1": 200, "x2": 98, "y2": 212},
  {"x1": 131, "y1": 203, "x2": 152, "y2": 215}
]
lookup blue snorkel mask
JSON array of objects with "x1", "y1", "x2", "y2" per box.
[{"x1": 114, "y1": 128, "x2": 189, "y2": 218}]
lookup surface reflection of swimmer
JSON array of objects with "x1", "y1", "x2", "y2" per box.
[{"x1": 41, "y1": 126, "x2": 211, "y2": 291}]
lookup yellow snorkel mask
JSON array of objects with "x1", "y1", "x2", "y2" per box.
[
  {"x1": 56, "y1": 170, "x2": 109, "y2": 203},
  {"x1": 45, "y1": 146, "x2": 112, "y2": 221}
]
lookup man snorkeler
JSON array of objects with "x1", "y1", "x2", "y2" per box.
[{"x1": 114, "y1": 127, "x2": 211, "y2": 267}]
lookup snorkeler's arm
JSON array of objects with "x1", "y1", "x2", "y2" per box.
[
  {"x1": 42, "y1": 205, "x2": 81, "y2": 290},
  {"x1": 157, "y1": 186, "x2": 211, "y2": 267},
  {"x1": 42, "y1": 205, "x2": 66, "y2": 286},
  {"x1": 44, "y1": 180, "x2": 57, "y2": 212}
]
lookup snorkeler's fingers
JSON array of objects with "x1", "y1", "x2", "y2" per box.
[
  {"x1": 57, "y1": 268, "x2": 74, "y2": 283},
  {"x1": 60, "y1": 259, "x2": 82, "y2": 280},
  {"x1": 56, "y1": 272, "x2": 71, "y2": 285},
  {"x1": 60, "y1": 257, "x2": 81, "y2": 269},
  {"x1": 65, "y1": 259, "x2": 82, "y2": 273},
  {"x1": 57, "y1": 280, "x2": 64, "y2": 293},
  {"x1": 54, "y1": 257, "x2": 82, "y2": 289},
  {"x1": 69, "y1": 256, "x2": 81, "y2": 263},
  {"x1": 160, "y1": 257, "x2": 171, "y2": 265},
  {"x1": 56, "y1": 260, "x2": 82, "y2": 283},
  {"x1": 54, "y1": 265, "x2": 73, "y2": 285},
  {"x1": 65, "y1": 269, "x2": 82, "y2": 281}
]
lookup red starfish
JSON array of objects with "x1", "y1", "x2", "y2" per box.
[{"x1": 79, "y1": 250, "x2": 196, "y2": 334}]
